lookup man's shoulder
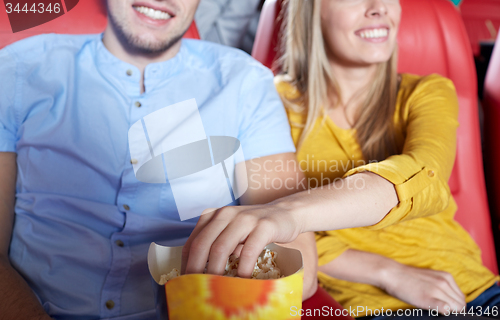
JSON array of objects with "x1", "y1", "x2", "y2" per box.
[
  {"x1": 1, "y1": 33, "x2": 100, "y2": 61},
  {"x1": 182, "y1": 39, "x2": 268, "y2": 75}
]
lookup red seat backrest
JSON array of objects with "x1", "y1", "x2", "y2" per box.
[
  {"x1": 482, "y1": 31, "x2": 500, "y2": 239},
  {"x1": 398, "y1": 0, "x2": 497, "y2": 274},
  {"x1": 252, "y1": 0, "x2": 498, "y2": 274},
  {"x1": 0, "y1": 0, "x2": 199, "y2": 49},
  {"x1": 484, "y1": 33, "x2": 500, "y2": 105},
  {"x1": 252, "y1": 0, "x2": 282, "y2": 72},
  {"x1": 460, "y1": 0, "x2": 500, "y2": 56}
]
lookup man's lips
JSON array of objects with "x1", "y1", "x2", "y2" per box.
[
  {"x1": 131, "y1": 1, "x2": 177, "y2": 25},
  {"x1": 132, "y1": 2, "x2": 175, "y2": 16},
  {"x1": 133, "y1": 6, "x2": 172, "y2": 21}
]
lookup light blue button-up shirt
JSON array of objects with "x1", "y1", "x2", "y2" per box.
[{"x1": 0, "y1": 34, "x2": 295, "y2": 319}]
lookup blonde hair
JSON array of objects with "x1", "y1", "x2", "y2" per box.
[{"x1": 278, "y1": 0, "x2": 400, "y2": 161}]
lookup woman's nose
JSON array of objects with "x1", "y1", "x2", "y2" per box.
[{"x1": 366, "y1": 0, "x2": 389, "y2": 17}]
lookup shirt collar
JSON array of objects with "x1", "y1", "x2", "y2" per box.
[{"x1": 93, "y1": 34, "x2": 187, "y2": 94}]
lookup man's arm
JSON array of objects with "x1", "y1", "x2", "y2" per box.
[{"x1": 0, "y1": 152, "x2": 51, "y2": 320}]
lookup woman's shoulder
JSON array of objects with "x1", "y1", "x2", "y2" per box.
[
  {"x1": 274, "y1": 75, "x2": 302, "y2": 100},
  {"x1": 398, "y1": 73, "x2": 459, "y2": 119},
  {"x1": 274, "y1": 75, "x2": 306, "y2": 124},
  {"x1": 399, "y1": 73, "x2": 457, "y2": 97}
]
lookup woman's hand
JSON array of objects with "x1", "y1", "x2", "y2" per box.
[
  {"x1": 380, "y1": 263, "x2": 466, "y2": 313},
  {"x1": 181, "y1": 203, "x2": 302, "y2": 278}
]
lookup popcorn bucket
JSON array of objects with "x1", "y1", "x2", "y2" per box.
[{"x1": 148, "y1": 242, "x2": 304, "y2": 320}]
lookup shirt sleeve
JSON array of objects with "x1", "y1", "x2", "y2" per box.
[
  {"x1": 344, "y1": 75, "x2": 459, "y2": 230},
  {"x1": 316, "y1": 231, "x2": 350, "y2": 267},
  {"x1": 237, "y1": 65, "x2": 296, "y2": 161},
  {"x1": 0, "y1": 47, "x2": 19, "y2": 152}
]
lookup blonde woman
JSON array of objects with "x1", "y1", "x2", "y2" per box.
[{"x1": 183, "y1": 0, "x2": 500, "y2": 317}]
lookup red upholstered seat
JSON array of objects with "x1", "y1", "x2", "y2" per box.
[
  {"x1": 252, "y1": 0, "x2": 283, "y2": 72},
  {"x1": 253, "y1": 0, "x2": 499, "y2": 317},
  {"x1": 460, "y1": 0, "x2": 500, "y2": 56},
  {"x1": 483, "y1": 33, "x2": 500, "y2": 248},
  {"x1": 398, "y1": 0, "x2": 498, "y2": 275},
  {"x1": 0, "y1": 0, "x2": 199, "y2": 49},
  {"x1": 301, "y1": 285, "x2": 355, "y2": 320}
]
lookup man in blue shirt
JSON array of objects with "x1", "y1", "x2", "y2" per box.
[{"x1": 0, "y1": 0, "x2": 317, "y2": 319}]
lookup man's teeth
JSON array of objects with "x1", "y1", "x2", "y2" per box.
[
  {"x1": 359, "y1": 28, "x2": 388, "y2": 39},
  {"x1": 134, "y1": 6, "x2": 171, "y2": 20}
]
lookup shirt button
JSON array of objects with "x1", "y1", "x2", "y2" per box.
[
  {"x1": 135, "y1": 101, "x2": 142, "y2": 108},
  {"x1": 130, "y1": 159, "x2": 138, "y2": 165},
  {"x1": 115, "y1": 240, "x2": 124, "y2": 247},
  {"x1": 105, "y1": 300, "x2": 115, "y2": 310},
  {"x1": 427, "y1": 170, "x2": 435, "y2": 178},
  {"x1": 123, "y1": 204, "x2": 130, "y2": 211},
  {"x1": 126, "y1": 69, "x2": 133, "y2": 76}
]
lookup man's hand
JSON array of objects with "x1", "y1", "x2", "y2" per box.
[{"x1": 380, "y1": 263, "x2": 466, "y2": 313}]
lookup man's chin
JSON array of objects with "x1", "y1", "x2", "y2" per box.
[
  {"x1": 127, "y1": 35, "x2": 182, "y2": 54},
  {"x1": 109, "y1": 13, "x2": 188, "y2": 55}
]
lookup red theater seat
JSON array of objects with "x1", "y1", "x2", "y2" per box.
[
  {"x1": 460, "y1": 0, "x2": 500, "y2": 56},
  {"x1": 0, "y1": 0, "x2": 199, "y2": 49},
  {"x1": 483, "y1": 33, "x2": 500, "y2": 245},
  {"x1": 252, "y1": 0, "x2": 283, "y2": 72},
  {"x1": 253, "y1": 0, "x2": 499, "y2": 317},
  {"x1": 397, "y1": 0, "x2": 497, "y2": 275},
  {"x1": 302, "y1": 285, "x2": 355, "y2": 320}
]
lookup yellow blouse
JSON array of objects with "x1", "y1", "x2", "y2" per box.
[{"x1": 276, "y1": 73, "x2": 498, "y2": 316}]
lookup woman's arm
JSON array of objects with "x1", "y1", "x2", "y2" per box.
[
  {"x1": 341, "y1": 75, "x2": 459, "y2": 229},
  {"x1": 184, "y1": 171, "x2": 397, "y2": 277},
  {"x1": 320, "y1": 249, "x2": 465, "y2": 312},
  {"x1": 276, "y1": 171, "x2": 398, "y2": 232},
  {"x1": 184, "y1": 75, "x2": 458, "y2": 278}
]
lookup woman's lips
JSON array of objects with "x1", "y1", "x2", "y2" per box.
[{"x1": 355, "y1": 27, "x2": 390, "y2": 43}]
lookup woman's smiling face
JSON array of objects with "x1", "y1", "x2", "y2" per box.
[{"x1": 320, "y1": 0, "x2": 401, "y2": 67}]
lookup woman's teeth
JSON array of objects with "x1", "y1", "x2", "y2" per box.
[
  {"x1": 134, "y1": 6, "x2": 171, "y2": 20},
  {"x1": 359, "y1": 28, "x2": 388, "y2": 39}
]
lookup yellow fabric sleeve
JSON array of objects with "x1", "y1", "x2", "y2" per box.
[
  {"x1": 276, "y1": 79, "x2": 353, "y2": 265},
  {"x1": 344, "y1": 75, "x2": 459, "y2": 229},
  {"x1": 315, "y1": 231, "x2": 350, "y2": 266}
]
